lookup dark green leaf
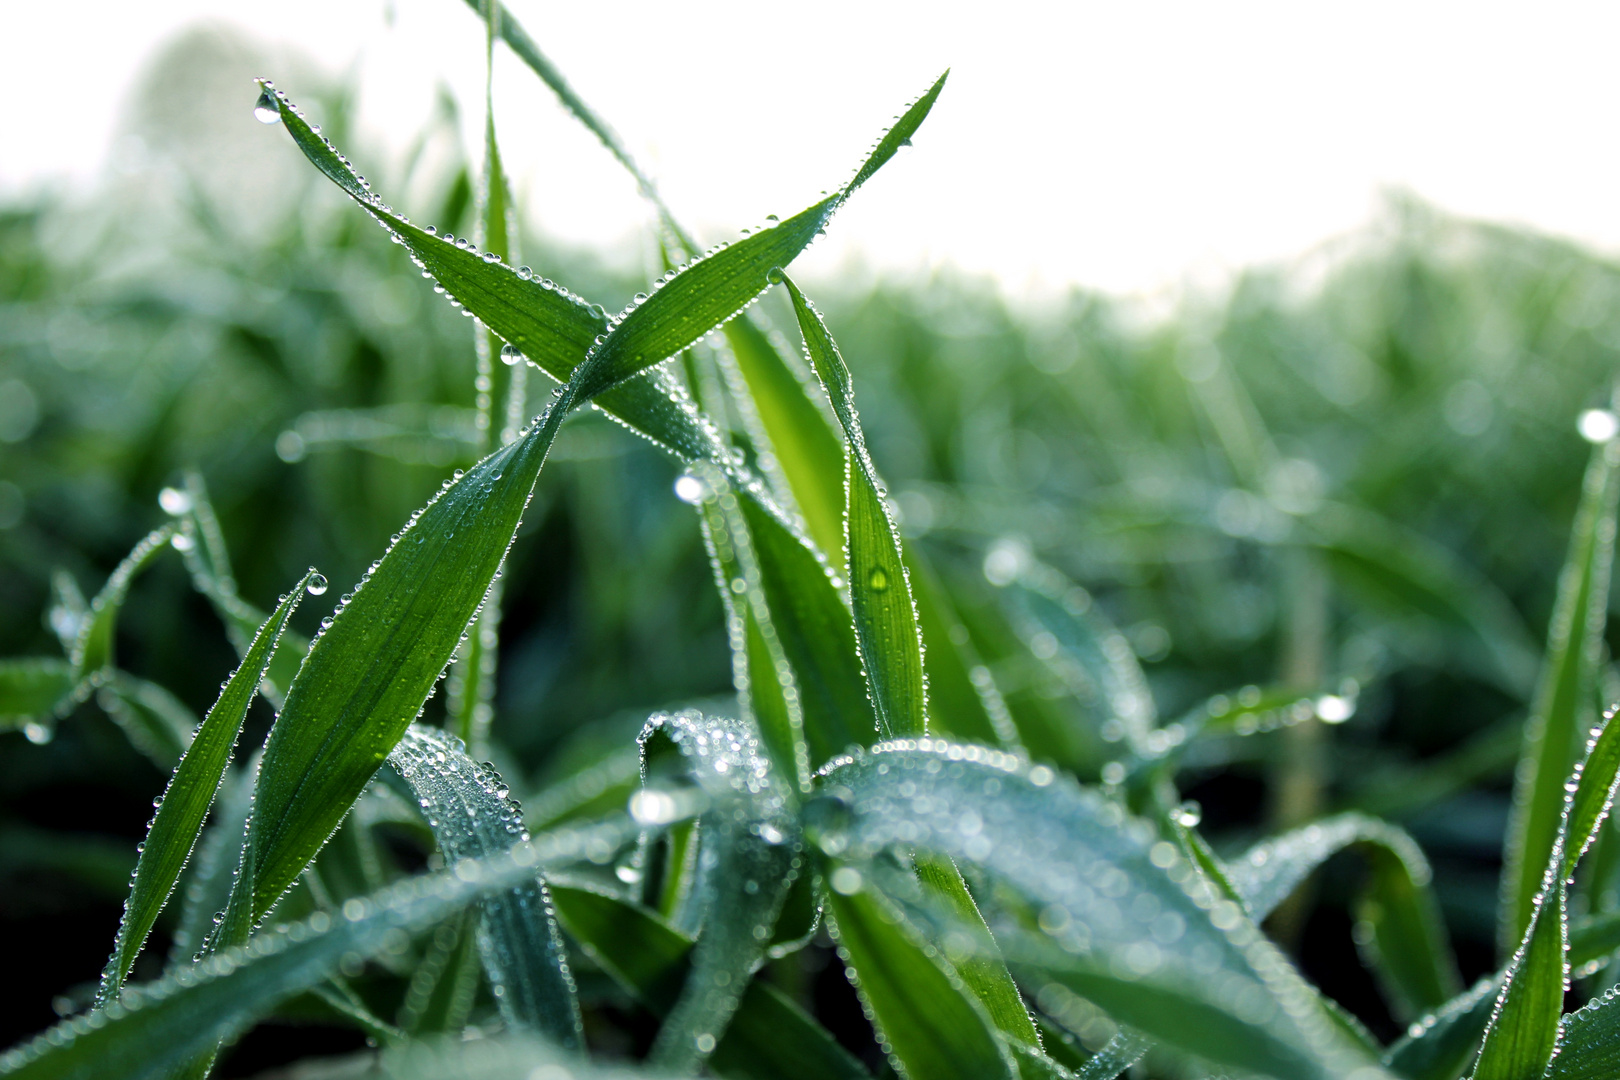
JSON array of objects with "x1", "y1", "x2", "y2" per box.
[{"x1": 0, "y1": 658, "x2": 74, "y2": 728}]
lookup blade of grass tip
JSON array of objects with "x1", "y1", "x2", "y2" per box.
[
  {"x1": 638, "y1": 711, "x2": 801, "y2": 1073},
  {"x1": 387, "y1": 725, "x2": 582, "y2": 1047},
  {"x1": 1502, "y1": 434, "x2": 1620, "y2": 954},
  {"x1": 686, "y1": 461, "x2": 811, "y2": 793},
  {"x1": 0, "y1": 846, "x2": 554, "y2": 1080},
  {"x1": 71, "y1": 523, "x2": 179, "y2": 680},
  {"x1": 97, "y1": 570, "x2": 316, "y2": 1004},
  {"x1": 780, "y1": 273, "x2": 924, "y2": 739}
]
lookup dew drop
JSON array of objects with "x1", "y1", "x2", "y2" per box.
[
  {"x1": 23, "y1": 722, "x2": 51, "y2": 745},
  {"x1": 157, "y1": 487, "x2": 192, "y2": 516},
  {"x1": 867, "y1": 567, "x2": 888, "y2": 592},
  {"x1": 1579, "y1": 408, "x2": 1619, "y2": 443},
  {"x1": 170, "y1": 533, "x2": 195, "y2": 553},
  {"x1": 673, "y1": 473, "x2": 710, "y2": 505},
  {"x1": 500, "y1": 343, "x2": 523, "y2": 366},
  {"x1": 253, "y1": 90, "x2": 281, "y2": 125},
  {"x1": 306, "y1": 572, "x2": 329, "y2": 596}
]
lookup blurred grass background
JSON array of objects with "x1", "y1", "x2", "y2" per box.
[{"x1": 5, "y1": 25, "x2": 1620, "y2": 1067}]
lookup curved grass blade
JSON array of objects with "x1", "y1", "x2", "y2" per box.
[
  {"x1": 71, "y1": 524, "x2": 178, "y2": 679},
  {"x1": 97, "y1": 572, "x2": 315, "y2": 1004},
  {"x1": 387, "y1": 724, "x2": 581, "y2": 1047},
  {"x1": 638, "y1": 711, "x2": 800, "y2": 1072},
  {"x1": 0, "y1": 845, "x2": 553, "y2": 1080},
  {"x1": 1382, "y1": 976, "x2": 1498, "y2": 1080},
  {"x1": 824, "y1": 880, "x2": 1018, "y2": 1080},
  {"x1": 1227, "y1": 813, "x2": 1461, "y2": 1016},
  {"x1": 811, "y1": 740, "x2": 1380, "y2": 1080},
  {"x1": 782, "y1": 275, "x2": 925, "y2": 739},
  {"x1": 549, "y1": 884, "x2": 871, "y2": 1080},
  {"x1": 1502, "y1": 436, "x2": 1620, "y2": 953},
  {"x1": 0, "y1": 658, "x2": 74, "y2": 732},
  {"x1": 1546, "y1": 985, "x2": 1620, "y2": 1080}
]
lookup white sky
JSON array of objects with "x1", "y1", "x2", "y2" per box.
[{"x1": 5, "y1": 1, "x2": 1620, "y2": 298}]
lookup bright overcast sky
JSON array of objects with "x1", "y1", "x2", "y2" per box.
[{"x1": 5, "y1": 1, "x2": 1620, "y2": 298}]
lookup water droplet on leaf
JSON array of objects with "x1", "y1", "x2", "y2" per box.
[{"x1": 306, "y1": 572, "x2": 329, "y2": 596}]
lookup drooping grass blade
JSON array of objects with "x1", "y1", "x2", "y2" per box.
[
  {"x1": 71, "y1": 524, "x2": 178, "y2": 679},
  {"x1": 386, "y1": 725, "x2": 581, "y2": 1046},
  {"x1": 1226, "y1": 813, "x2": 1461, "y2": 1019},
  {"x1": 1502, "y1": 436, "x2": 1620, "y2": 952},
  {"x1": 638, "y1": 711, "x2": 800, "y2": 1072},
  {"x1": 97, "y1": 571, "x2": 315, "y2": 1004}
]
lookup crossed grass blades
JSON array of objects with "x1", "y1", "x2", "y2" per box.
[{"x1": 6, "y1": 2, "x2": 1620, "y2": 1078}]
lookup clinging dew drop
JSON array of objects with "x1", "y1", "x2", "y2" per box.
[
  {"x1": 500, "y1": 343, "x2": 523, "y2": 366},
  {"x1": 306, "y1": 571, "x2": 329, "y2": 596},
  {"x1": 253, "y1": 89, "x2": 281, "y2": 125}
]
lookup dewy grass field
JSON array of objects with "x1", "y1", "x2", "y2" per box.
[{"x1": 6, "y1": 3, "x2": 1620, "y2": 1079}]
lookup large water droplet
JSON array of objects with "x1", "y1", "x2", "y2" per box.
[
  {"x1": 306, "y1": 572, "x2": 329, "y2": 596},
  {"x1": 1579, "y1": 408, "x2": 1619, "y2": 444},
  {"x1": 500, "y1": 343, "x2": 523, "y2": 366},
  {"x1": 867, "y1": 567, "x2": 889, "y2": 592},
  {"x1": 253, "y1": 90, "x2": 281, "y2": 125},
  {"x1": 158, "y1": 487, "x2": 192, "y2": 516},
  {"x1": 673, "y1": 473, "x2": 710, "y2": 505}
]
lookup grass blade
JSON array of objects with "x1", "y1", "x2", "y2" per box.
[
  {"x1": 397, "y1": 909, "x2": 481, "y2": 1034},
  {"x1": 1502, "y1": 437, "x2": 1620, "y2": 952},
  {"x1": 639, "y1": 711, "x2": 800, "y2": 1072},
  {"x1": 1546, "y1": 987, "x2": 1620, "y2": 1080},
  {"x1": 71, "y1": 524, "x2": 178, "y2": 679},
  {"x1": 824, "y1": 882, "x2": 1018, "y2": 1080},
  {"x1": 168, "y1": 756, "x2": 259, "y2": 969},
  {"x1": 387, "y1": 725, "x2": 582, "y2": 1047},
  {"x1": 97, "y1": 571, "x2": 314, "y2": 1003},
  {"x1": 97, "y1": 673, "x2": 196, "y2": 769},
  {"x1": 0, "y1": 845, "x2": 554, "y2": 1080},
  {"x1": 1383, "y1": 977, "x2": 1499, "y2": 1080},
  {"x1": 782, "y1": 274, "x2": 925, "y2": 739},
  {"x1": 1228, "y1": 813, "x2": 1461, "y2": 1019},
  {"x1": 0, "y1": 658, "x2": 74, "y2": 733},
  {"x1": 906, "y1": 548, "x2": 1018, "y2": 748},
  {"x1": 550, "y1": 884, "x2": 872, "y2": 1080}
]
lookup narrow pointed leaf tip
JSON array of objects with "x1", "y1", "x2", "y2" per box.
[{"x1": 845, "y1": 70, "x2": 949, "y2": 198}]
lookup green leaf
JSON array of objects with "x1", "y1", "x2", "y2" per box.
[
  {"x1": 97, "y1": 673, "x2": 196, "y2": 769},
  {"x1": 397, "y1": 909, "x2": 481, "y2": 1034},
  {"x1": 71, "y1": 524, "x2": 178, "y2": 679},
  {"x1": 1545, "y1": 985, "x2": 1620, "y2": 1080},
  {"x1": 811, "y1": 741, "x2": 1379, "y2": 1080},
  {"x1": 782, "y1": 274, "x2": 925, "y2": 739},
  {"x1": 638, "y1": 711, "x2": 801, "y2": 1072},
  {"x1": 739, "y1": 492, "x2": 880, "y2": 767},
  {"x1": 1468, "y1": 882, "x2": 1565, "y2": 1080},
  {"x1": 721, "y1": 314, "x2": 847, "y2": 571},
  {"x1": 0, "y1": 658, "x2": 74, "y2": 729},
  {"x1": 1226, "y1": 813, "x2": 1461, "y2": 1016},
  {"x1": 97, "y1": 572, "x2": 313, "y2": 1003},
  {"x1": 1502, "y1": 437, "x2": 1620, "y2": 951},
  {"x1": 844, "y1": 71, "x2": 949, "y2": 197},
  {"x1": 1382, "y1": 977, "x2": 1498, "y2": 1080},
  {"x1": 1570, "y1": 909, "x2": 1620, "y2": 969},
  {"x1": 168, "y1": 757, "x2": 259, "y2": 969},
  {"x1": 907, "y1": 547, "x2": 1018, "y2": 748},
  {"x1": 824, "y1": 880, "x2": 1018, "y2": 1080},
  {"x1": 549, "y1": 884, "x2": 871, "y2": 1080},
  {"x1": 0, "y1": 845, "x2": 555, "y2": 1080},
  {"x1": 386, "y1": 724, "x2": 582, "y2": 1048}
]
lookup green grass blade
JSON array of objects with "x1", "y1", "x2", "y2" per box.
[
  {"x1": 0, "y1": 845, "x2": 553, "y2": 1080},
  {"x1": 71, "y1": 525, "x2": 178, "y2": 679},
  {"x1": 550, "y1": 884, "x2": 872, "y2": 1080},
  {"x1": 639, "y1": 711, "x2": 800, "y2": 1072},
  {"x1": 97, "y1": 673, "x2": 195, "y2": 769},
  {"x1": 688, "y1": 463, "x2": 811, "y2": 791},
  {"x1": 168, "y1": 757, "x2": 259, "y2": 969},
  {"x1": 0, "y1": 658, "x2": 74, "y2": 732},
  {"x1": 1227, "y1": 813, "x2": 1461, "y2": 1015},
  {"x1": 1503, "y1": 438, "x2": 1620, "y2": 952},
  {"x1": 1570, "y1": 909, "x2": 1620, "y2": 969},
  {"x1": 397, "y1": 909, "x2": 481, "y2": 1034},
  {"x1": 1545, "y1": 987, "x2": 1620, "y2": 1080},
  {"x1": 812, "y1": 741, "x2": 1380, "y2": 1079},
  {"x1": 387, "y1": 725, "x2": 582, "y2": 1047},
  {"x1": 1382, "y1": 976, "x2": 1498, "y2": 1080},
  {"x1": 824, "y1": 881, "x2": 1018, "y2": 1080},
  {"x1": 1073, "y1": 1034, "x2": 1150, "y2": 1080},
  {"x1": 1468, "y1": 881, "x2": 1566, "y2": 1080},
  {"x1": 907, "y1": 547, "x2": 1018, "y2": 748},
  {"x1": 721, "y1": 316, "x2": 847, "y2": 570},
  {"x1": 782, "y1": 275, "x2": 925, "y2": 738},
  {"x1": 739, "y1": 492, "x2": 880, "y2": 767},
  {"x1": 844, "y1": 71, "x2": 949, "y2": 197},
  {"x1": 97, "y1": 571, "x2": 314, "y2": 1004},
  {"x1": 1561, "y1": 705, "x2": 1620, "y2": 880}
]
